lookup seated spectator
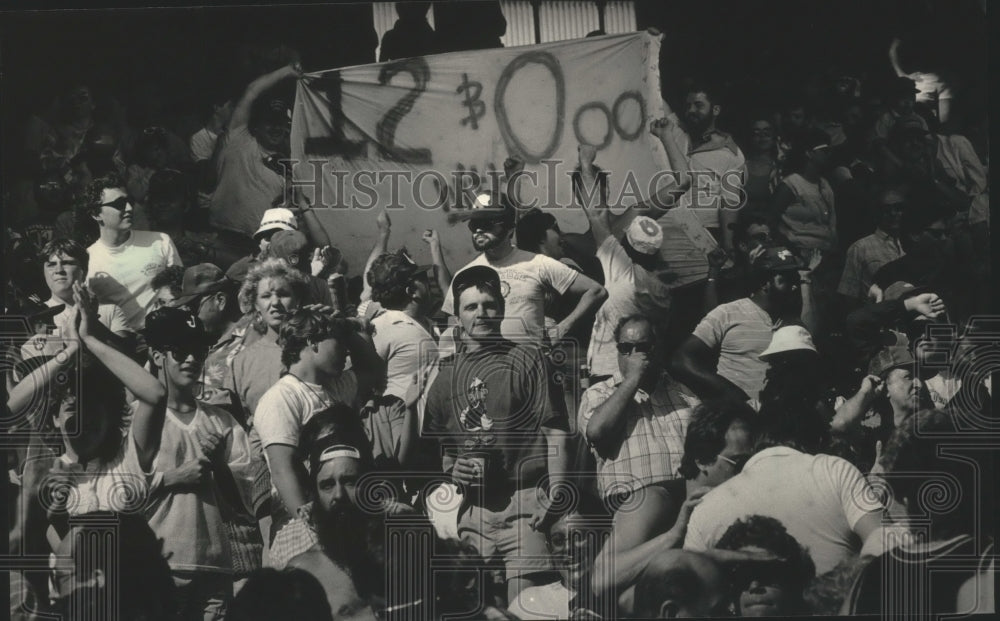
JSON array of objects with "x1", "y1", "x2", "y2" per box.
[
  {"x1": 579, "y1": 315, "x2": 696, "y2": 555},
  {"x1": 82, "y1": 173, "x2": 182, "y2": 331},
  {"x1": 743, "y1": 116, "x2": 781, "y2": 215},
  {"x1": 672, "y1": 246, "x2": 805, "y2": 405},
  {"x1": 703, "y1": 211, "x2": 775, "y2": 311},
  {"x1": 684, "y1": 380, "x2": 890, "y2": 575},
  {"x1": 837, "y1": 188, "x2": 906, "y2": 303},
  {"x1": 845, "y1": 410, "x2": 995, "y2": 616},
  {"x1": 189, "y1": 93, "x2": 234, "y2": 215},
  {"x1": 769, "y1": 127, "x2": 838, "y2": 254},
  {"x1": 872, "y1": 76, "x2": 928, "y2": 168},
  {"x1": 14, "y1": 168, "x2": 75, "y2": 250},
  {"x1": 632, "y1": 549, "x2": 730, "y2": 618},
  {"x1": 126, "y1": 125, "x2": 191, "y2": 208},
  {"x1": 715, "y1": 515, "x2": 815, "y2": 616}
]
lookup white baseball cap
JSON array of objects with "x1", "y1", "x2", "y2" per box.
[
  {"x1": 625, "y1": 216, "x2": 664, "y2": 255},
  {"x1": 759, "y1": 325, "x2": 817, "y2": 360},
  {"x1": 253, "y1": 207, "x2": 298, "y2": 241}
]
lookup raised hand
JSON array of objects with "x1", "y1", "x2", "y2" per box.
[
  {"x1": 376, "y1": 209, "x2": 391, "y2": 234},
  {"x1": 649, "y1": 117, "x2": 674, "y2": 141},
  {"x1": 421, "y1": 229, "x2": 440, "y2": 248}
]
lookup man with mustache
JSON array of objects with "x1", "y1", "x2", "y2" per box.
[{"x1": 83, "y1": 173, "x2": 182, "y2": 332}]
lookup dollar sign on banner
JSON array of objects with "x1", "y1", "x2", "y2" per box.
[{"x1": 457, "y1": 73, "x2": 486, "y2": 130}]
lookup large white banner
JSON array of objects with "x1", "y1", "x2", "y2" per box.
[{"x1": 291, "y1": 31, "x2": 716, "y2": 286}]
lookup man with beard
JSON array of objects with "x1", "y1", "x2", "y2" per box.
[
  {"x1": 671, "y1": 246, "x2": 804, "y2": 406},
  {"x1": 211, "y1": 62, "x2": 303, "y2": 250},
  {"x1": 441, "y1": 191, "x2": 606, "y2": 344},
  {"x1": 286, "y1": 405, "x2": 393, "y2": 621},
  {"x1": 669, "y1": 84, "x2": 747, "y2": 251}
]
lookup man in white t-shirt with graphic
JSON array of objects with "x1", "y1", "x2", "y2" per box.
[
  {"x1": 441, "y1": 191, "x2": 606, "y2": 345},
  {"x1": 83, "y1": 173, "x2": 182, "y2": 331}
]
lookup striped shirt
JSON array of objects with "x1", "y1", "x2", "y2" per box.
[
  {"x1": 578, "y1": 372, "x2": 698, "y2": 499},
  {"x1": 838, "y1": 229, "x2": 904, "y2": 299},
  {"x1": 692, "y1": 298, "x2": 782, "y2": 401}
]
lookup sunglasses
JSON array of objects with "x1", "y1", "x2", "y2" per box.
[
  {"x1": 468, "y1": 218, "x2": 506, "y2": 232},
  {"x1": 99, "y1": 196, "x2": 133, "y2": 211},
  {"x1": 162, "y1": 344, "x2": 209, "y2": 361},
  {"x1": 616, "y1": 341, "x2": 654, "y2": 355},
  {"x1": 718, "y1": 453, "x2": 751, "y2": 471}
]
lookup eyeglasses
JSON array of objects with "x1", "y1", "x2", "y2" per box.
[
  {"x1": 616, "y1": 341, "x2": 654, "y2": 355},
  {"x1": 99, "y1": 196, "x2": 132, "y2": 211},
  {"x1": 923, "y1": 227, "x2": 949, "y2": 240},
  {"x1": 718, "y1": 453, "x2": 751, "y2": 471},
  {"x1": 162, "y1": 344, "x2": 209, "y2": 361}
]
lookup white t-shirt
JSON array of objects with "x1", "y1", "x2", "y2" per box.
[
  {"x1": 371, "y1": 309, "x2": 439, "y2": 401},
  {"x1": 684, "y1": 446, "x2": 884, "y2": 575},
  {"x1": 146, "y1": 402, "x2": 254, "y2": 573},
  {"x1": 57, "y1": 430, "x2": 153, "y2": 516},
  {"x1": 588, "y1": 236, "x2": 639, "y2": 377},
  {"x1": 254, "y1": 372, "x2": 359, "y2": 451},
  {"x1": 507, "y1": 582, "x2": 571, "y2": 620},
  {"x1": 441, "y1": 248, "x2": 579, "y2": 342},
  {"x1": 86, "y1": 230, "x2": 182, "y2": 331},
  {"x1": 210, "y1": 125, "x2": 285, "y2": 236},
  {"x1": 20, "y1": 298, "x2": 130, "y2": 361}
]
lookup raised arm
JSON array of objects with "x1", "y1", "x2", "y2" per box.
[
  {"x1": 583, "y1": 359, "x2": 646, "y2": 458},
  {"x1": 554, "y1": 273, "x2": 606, "y2": 342},
  {"x1": 422, "y1": 229, "x2": 452, "y2": 303},
  {"x1": 360, "y1": 210, "x2": 392, "y2": 304},
  {"x1": 575, "y1": 145, "x2": 613, "y2": 245},
  {"x1": 229, "y1": 62, "x2": 303, "y2": 132}
]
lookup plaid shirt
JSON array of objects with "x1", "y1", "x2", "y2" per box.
[
  {"x1": 267, "y1": 512, "x2": 318, "y2": 569},
  {"x1": 838, "y1": 229, "x2": 904, "y2": 299},
  {"x1": 578, "y1": 372, "x2": 698, "y2": 499}
]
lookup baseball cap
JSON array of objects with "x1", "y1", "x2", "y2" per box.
[
  {"x1": 225, "y1": 255, "x2": 255, "y2": 284},
  {"x1": 759, "y1": 325, "x2": 817, "y2": 360},
  {"x1": 268, "y1": 230, "x2": 310, "y2": 262},
  {"x1": 751, "y1": 246, "x2": 804, "y2": 272},
  {"x1": 625, "y1": 216, "x2": 664, "y2": 255},
  {"x1": 883, "y1": 281, "x2": 931, "y2": 302},
  {"x1": 367, "y1": 250, "x2": 433, "y2": 298},
  {"x1": 171, "y1": 263, "x2": 229, "y2": 307},
  {"x1": 467, "y1": 191, "x2": 515, "y2": 224},
  {"x1": 253, "y1": 207, "x2": 298, "y2": 241},
  {"x1": 869, "y1": 345, "x2": 915, "y2": 377},
  {"x1": 451, "y1": 265, "x2": 503, "y2": 301},
  {"x1": 142, "y1": 307, "x2": 213, "y2": 350}
]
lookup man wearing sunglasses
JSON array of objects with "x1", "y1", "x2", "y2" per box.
[
  {"x1": 838, "y1": 188, "x2": 907, "y2": 305},
  {"x1": 441, "y1": 191, "x2": 606, "y2": 344},
  {"x1": 579, "y1": 315, "x2": 697, "y2": 557},
  {"x1": 142, "y1": 307, "x2": 255, "y2": 620},
  {"x1": 83, "y1": 173, "x2": 182, "y2": 332}
]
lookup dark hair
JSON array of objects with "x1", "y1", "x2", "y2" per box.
[
  {"x1": 900, "y1": 200, "x2": 952, "y2": 246},
  {"x1": 515, "y1": 208, "x2": 558, "y2": 253},
  {"x1": 61, "y1": 512, "x2": 176, "y2": 620},
  {"x1": 685, "y1": 82, "x2": 722, "y2": 108},
  {"x1": 368, "y1": 251, "x2": 417, "y2": 311},
  {"x1": 679, "y1": 400, "x2": 756, "y2": 480},
  {"x1": 716, "y1": 515, "x2": 816, "y2": 601},
  {"x1": 879, "y1": 409, "x2": 974, "y2": 540},
  {"x1": 754, "y1": 385, "x2": 831, "y2": 455},
  {"x1": 613, "y1": 314, "x2": 657, "y2": 343},
  {"x1": 783, "y1": 127, "x2": 832, "y2": 174},
  {"x1": 39, "y1": 238, "x2": 89, "y2": 275},
  {"x1": 229, "y1": 568, "x2": 333, "y2": 621},
  {"x1": 151, "y1": 265, "x2": 185, "y2": 293},
  {"x1": 451, "y1": 278, "x2": 504, "y2": 317},
  {"x1": 634, "y1": 564, "x2": 704, "y2": 618},
  {"x1": 732, "y1": 211, "x2": 771, "y2": 249},
  {"x1": 80, "y1": 172, "x2": 126, "y2": 217},
  {"x1": 54, "y1": 366, "x2": 130, "y2": 465},
  {"x1": 277, "y1": 309, "x2": 351, "y2": 369}
]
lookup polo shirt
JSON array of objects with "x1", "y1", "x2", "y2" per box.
[
  {"x1": 838, "y1": 229, "x2": 905, "y2": 299},
  {"x1": 683, "y1": 446, "x2": 884, "y2": 575},
  {"x1": 691, "y1": 298, "x2": 781, "y2": 401},
  {"x1": 670, "y1": 123, "x2": 746, "y2": 229},
  {"x1": 578, "y1": 372, "x2": 697, "y2": 498}
]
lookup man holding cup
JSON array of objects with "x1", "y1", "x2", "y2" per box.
[{"x1": 422, "y1": 266, "x2": 572, "y2": 605}]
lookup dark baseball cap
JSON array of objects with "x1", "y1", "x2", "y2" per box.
[
  {"x1": 751, "y1": 246, "x2": 805, "y2": 272},
  {"x1": 268, "y1": 230, "x2": 310, "y2": 262},
  {"x1": 467, "y1": 190, "x2": 515, "y2": 224},
  {"x1": 171, "y1": 263, "x2": 230, "y2": 307},
  {"x1": 869, "y1": 345, "x2": 915, "y2": 377},
  {"x1": 142, "y1": 307, "x2": 213, "y2": 349},
  {"x1": 451, "y1": 265, "x2": 503, "y2": 302}
]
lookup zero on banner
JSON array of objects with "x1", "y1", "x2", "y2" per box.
[
  {"x1": 612, "y1": 90, "x2": 646, "y2": 141},
  {"x1": 572, "y1": 102, "x2": 614, "y2": 150},
  {"x1": 376, "y1": 56, "x2": 433, "y2": 164},
  {"x1": 494, "y1": 51, "x2": 565, "y2": 165}
]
